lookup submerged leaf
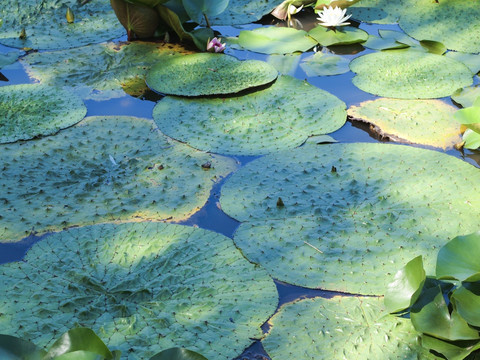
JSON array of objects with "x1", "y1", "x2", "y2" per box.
[
  {"x1": 0, "y1": 222, "x2": 278, "y2": 360},
  {"x1": 300, "y1": 51, "x2": 350, "y2": 76}
]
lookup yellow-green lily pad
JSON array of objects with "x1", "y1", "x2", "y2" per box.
[{"x1": 347, "y1": 98, "x2": 462, "y2": 149}]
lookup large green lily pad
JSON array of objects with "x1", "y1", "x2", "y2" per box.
[
  {"x1": 152, "y1": 76, "x2": 346, "y2": 155},
  {"x1": 399, "y1": 0, "x2": 480, "y2": 53},
  {"x1": 308, "y1": 26, "x2": 368, "y2": 47},
  {"x1": 219, "y1": 143, "x2": 480, "y2": 294},
  {"x1": 0, "y1": 0, "x2": 125, "y2": 50},
  {"x1": 22, "y1": 42, "x2": 192, "y2": 100},
  {"x1": 146, "y1": 53, "x2": 278, "y2": 96},
  {"x1": 347, "y1": 98, "x2": 461, "y2": 149},
  {"x1": 263, "y1": 296, "x2": 434, "y2": 360},
  {"x1": 350, "y1": 49, "x2": 473, "y2": 99},
  {"x1": 0, "y1": 84, "x2": 86, "y2": 144},
  {"x1": 0, "y1": 116, "x2": 235, "y2": 243},
  {"x1": 236, "y1": 27, "x2": 317, "y2": 54},
  {"x1": 0, "y1": 222, "x2": 278, "y2": 360},
  {"x1": 349, "y1": 0, "x2": 409, "y2": 24}
]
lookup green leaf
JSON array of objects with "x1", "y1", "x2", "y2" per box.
[
  {"x1": 110, "y1": 0, "x2": 160, "y2": 39},
  {"x1": 445, "y1": 52, "x2": 480, "y2": 75},
  {"x1": 45, "y1": 328, "x2": 113, "y2": 360},
  {"x1": 421, "y1": 335, "x2": 480, "y2": 360},
  {"x1": 149, "y1": 347, "x2": 208, "y2": 360},
  {"x1": 263, "y1": 296, "x2": 435, "y2": 360},
  {"x1": 362, "y1": 35, "x2": 409, "y2": 51},
  {"x1": 308, "y1": 26, "x2": 368, "y2": 46},
  {"x1": 451, "y1": 86, "x2": 480, "y2": 108},
  {"x1": 300, "y1": 52, "x2": 350, "y2": 76},
  {"x1": 152, "y1": 76, "x2": 346, "y2": 155},
  {"x1": 202, "y1": 0, "x2": 276, "y2": 26},
  {"x1": 454, "y1": 106, "x2": 480, "y2": 134},
  {"x1": 384, "y1": 255, "x2": 426, "y2": 314},
  {"x1": 347, "y1": 98, "x2": 462, "y2": 149},
  {"x1": 452, "y1": 282, "x2": 480, "y2": 327},
  {"x1": 350, "y1": 49, "x2": 473, "y2": 99},
  {"x1": 419, "y1": 40, "x2": 446, "y2": 55},
  {"x1": 266, "y1": 53, "x2": 301, "y2": 76},
  {"x1": 378, "y1": 29, "x2": 417, "y2": 47},
  {"x1": 463, "y1": 129, "x2": 480, "y2": 150},
  {"x1": 51, "y1": 351, "x2": 109, "y2": 360},
  {"x1": 237, "y1": 27, "x2": 317, "y2": 54},
  {"x1": 181, "y1": 0, "x2": 229, "y2": 23},
  {"x1": 0, "y1": 334, "x2": 46, "y2": 360},
  {"x1": 146, "y1": 53, "x2": 278, "y2": 96},
  {"x1": 410, "y1": 286, "x2": 480, "y2": 341},
  {"x1": 436, "y1": 232, "x2": 480, "y2": 282},
  {"x1": 125, "y1": 0, "x2": 169, "y2": 8},
  {"x1": 0, "y1": 223, "x2": 278, "y2": 360}
]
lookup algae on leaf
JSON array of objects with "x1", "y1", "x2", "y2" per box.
[
  {"x1": 347, "y1": 98, "x2": 461, "y2": 149},
  {"x1": 350, "y1": 49, "x2": 473, "y2": 99},
  {"x1": 0, "y1": 0, "x2": 125, "y2": 50},
  {"x1": 220, "y1": 143, "x2": 480, "y2": 295},
  {"x1": 22, "y1": 42, "x2": 192, "y2": 100},
  {"x1": 152, "y1": 76, "x2": 346, "y2": 155},
  {"x1": 0, "y1": 84, "x2": 87, "y2": 144},
  {"x1": 263, "y1": 296, "x2": 435, "y2": 360},
  {"x1": 146, "y1": 53, "x2": 278, "y2": 96},
  {"x1": 0, "y1": 116, "x2": 235, "y2": 243},
  {"x1": 0, "y1": 222, "x2": 278, "y2": 360}
]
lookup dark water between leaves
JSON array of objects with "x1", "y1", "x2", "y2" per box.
[{"x1": 1, "y1": 11, "x2": 479, "y2": 359}]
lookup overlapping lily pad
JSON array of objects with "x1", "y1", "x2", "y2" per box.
[
  {"x1": 152, "y1": 76, "x2": 346, "y2": 155},
  {"x1": 350, "y1": 49, "x2": 473, "y2": 99},
  {"x1": 0, "y1": 0, "x2": 125, "y2": 50},
  {"x1": 308, "y1": 26, "x2": 368, "y2": 47},
  {"x1": 220, "y1": 143, "x2": 480, "y2": 294},
  {"x1": 23, "y1": 42, "x2": 192, "y2": 100},
  {"x1": 263, "y1": 296, "x2": 434, "y2": 360},
  {"x1": 207, "y1": 0, "x2": 276, "y2": 25},
  {"x1": 236, "y1": 27, "x2": 317, "y2": 54},
  {"x1": 0, "y1": 51, "x2": 24, "y2": 69},
  {"x1": 347, "y1": 98, "x2": 461, "y2": 149},
  {"x1": 146, "y1": 53, "x2": 278, "y2": 96},
  {"x1": 349, "y1": 0, "x2": 409, "y2": 24},
  {"x1": 0, "y1": 222, "x2": 278, "y2": 359},
  {"x1": 0, "y1": 116, "x2": 235, "y2": 243},
  {"x1": 399, "y1": 0, "x2": 480, "y2": 53},
  {"x1": 300, "y1": 52, "x2": 350, "y2": 77},
  {"x1": 0, "y1": 84, "x2": 86, "y2": 143}
]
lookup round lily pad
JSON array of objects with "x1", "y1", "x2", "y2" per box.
[
  {"x1": 452, "y1": 85, "x2": 480, "y2": 108},
  {"x1": 146, "y1": 53, "x2": 278, "y2": 96},
  {"x1": 152, "y1": 76, "x2": 346, "y2": 155},
  {"x1": 347, "y1": 98, "x2": 461, "y2": 149},
  {"x1": 220, "y1": 143, "x2": 480, "y2": 294},
  {"x1": 0, "y1": 222, "x2": 278, "y2": 360},
  {"x1": 349, "y1": 0, "x2": 408, "y2": 24},
  {"x1": 263, "y1": 296, "x2": 434, "y2": 360},
  {"x1": 0, "y1": 116, "x2": 235, "y2": 243},
  {"x1": 350, "y1": 49, "x2": 473, "y2": 99},
  {"x1": 399, "y1": 0, "x2": 480, "y2": 53},
  {"x1": 22, "y1": 42, "x2": 192, "y2": 100},
  {"x1": 237, "y1": 27, "x2": 317, "y2": 54},
  {"x1": 0, "y1": 0, "x2": 125, "y2": 50},
  {"x1": 0, "y1": 84, "x2": 86, "y2": 144},
  {"x1": 300, "y1": 52, "x2": 351, "y2": 77}
]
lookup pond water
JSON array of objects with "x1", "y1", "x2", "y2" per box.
[{"x1": 1, "y1": 7, "x2": 480, "y2": 359}]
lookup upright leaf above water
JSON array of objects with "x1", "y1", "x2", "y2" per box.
[{"x1": 181, "y1": 0, "x2": 229, "y2": 24}]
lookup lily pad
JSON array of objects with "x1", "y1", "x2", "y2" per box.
[
  {"x1": 399, "y1": 0, "x2": 480, "y2": 53},
  {"x1": 220, "y1": 143, "x2": 480, "y2": 294},
  {"x1": 0, "y1": 84, "x2": 86, "y2": 144},
  {"x1": 349, "y1": 0, "x2": 408, "y2": 24},
  {"x1": 0, "y1": 222, "x2": 278, "y2": 360},
  {"x1": 237, "y1": 27, "x2": 317, "y2": 54},
  {"x1": 146, "y1": 53, "x2": 278, "y2": 96},
  {"x1": 263, "y1": 296, "x2": 434, "y2": 360},
  {"x1": 446, "y1": 52, "x2": 480, "y2": 75},
  {"x1": 0, "y1": 51, "x2": 23, "y2": 69},
  {"x1": 0, "y1": 116, "x2": 235, "y2": 243},
  {"x1": 308, "y1": 26, "x2": 368, "y2": 47},
  {"x1": 22, "y1": 42, "x2": 193, "y2": 100},
  {"x1": 267, "y1": 54, "x2": 301, "y2": 76},
  {"x1": 152, "y1": 76, "x2": 346, "y2": 155},
  {"x1": 300, "y1": 52, "x2": 351, "y2": 77},
  {"x1": 347, "y1": 98, "x2": 462, "y2": 149},
  {"x1": 350, "y1": 49, "x2": 473, "y2": 99},
  {"x1": 0, "y1": 0, "x2": 125, "y2": 50},
  {"x1": 452, "y1": 85, "x2": 480, "y2": 108},
  {"x1": 206, "y1": 0, "x2": 276, "y2": 25}
]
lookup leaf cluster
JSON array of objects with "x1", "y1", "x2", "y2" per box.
[
  {"x1": 454, "y1": 97, "x2": 480, "y2": 150},
  {"x1": 385, "y1": 232, "x2": 480, "y2": 360},
  {"x1": 110, "y1": 0, "x2": 229, "y2": 49},
  {"x1": 0, "y1": 328, "x2": 207, "y2": 360}
]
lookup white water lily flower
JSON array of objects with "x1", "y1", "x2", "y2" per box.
[{"x1": 317, "y1": 6, "x2": 352, "y2": 27}]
